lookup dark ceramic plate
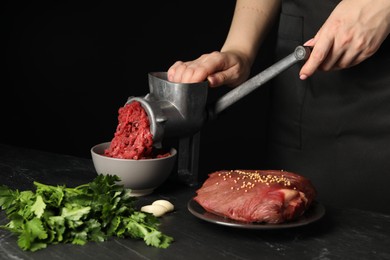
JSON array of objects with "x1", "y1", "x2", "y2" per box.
[{"x1": 187, "y1": 199, "x2": 325, "y2": 229}]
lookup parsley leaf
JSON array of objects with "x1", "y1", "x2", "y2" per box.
[{"x1": 0, "y1": 175, "x2": 173, "y2": 251}]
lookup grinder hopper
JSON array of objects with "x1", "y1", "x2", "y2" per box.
[{"x1": 126, "y1": 46, "x2": 310, "y2": 186}]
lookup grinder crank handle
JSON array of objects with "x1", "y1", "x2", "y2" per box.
[{"x1": 210, "y1": 45, "x2": 311, "y2": 117}]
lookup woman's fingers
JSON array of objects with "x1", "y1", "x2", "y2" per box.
[{"x1": 299, "y1": 0, "x2": 390, "y2": 80}]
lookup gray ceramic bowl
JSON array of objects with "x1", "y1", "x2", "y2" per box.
[{"x1": 91, "y1": 142, "x2": 177, "y2": 196}]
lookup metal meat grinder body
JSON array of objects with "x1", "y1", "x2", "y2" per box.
[
  {"x1": 126, "y1": 46, "x2": 311, "y2": 186},
  {"x1": 127, "y1": 72, "x2": 208, "y2": 185}
]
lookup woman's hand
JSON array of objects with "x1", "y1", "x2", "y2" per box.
[
  {"x1": 167, "y1": 50, "x2": 251, "y2": 88},
  {"x1": 168, "y1": 0, "x2": 281, "y2": 87},
  {"x1": 300, "y1": 0, "x2": 390, "y2": 80}
]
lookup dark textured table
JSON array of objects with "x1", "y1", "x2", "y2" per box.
[{"x1": 0, "y1": 143, "x2": 389, "y2": 260}]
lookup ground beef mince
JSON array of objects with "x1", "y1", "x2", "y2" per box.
[{"x1": 104, "y1": 101, "x2": 154, "y2": 159}]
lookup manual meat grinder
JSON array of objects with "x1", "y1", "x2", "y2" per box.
[{"x1": 126, "y1": 46, "x2": 310, "y2": 186}]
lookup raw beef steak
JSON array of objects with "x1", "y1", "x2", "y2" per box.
[{"x1": 194, "y1": 170, "x2": 317, "y2": 223}]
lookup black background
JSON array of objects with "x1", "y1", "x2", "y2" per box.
[{"x1": 1, "y1": 1, "x2": 275, "y2": 180}]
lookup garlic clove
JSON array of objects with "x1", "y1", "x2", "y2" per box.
[
  {"x1": 152, "y1": 200, "x2": 174, "y2": 212},
  {"x1": 141, "y1": 204, "x2": 168, "y2": 217}
]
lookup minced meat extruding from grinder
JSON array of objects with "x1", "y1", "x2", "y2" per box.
[
  {"x1": 194, "y1": 170, "x2": 317, "y2": 224},
  {"x1": 104, "y1": 101, "x2": 169, "y2": 159}
]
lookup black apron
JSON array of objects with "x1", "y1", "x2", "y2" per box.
[{"x1": 266, "y1": 0, "x2": 390, "y2": 213}]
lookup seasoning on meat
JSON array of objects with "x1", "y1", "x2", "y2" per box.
[
  {"x1": 194, "y1": 169, "x2": 317, "y2": 224},
  {"x1": 104, "y1": 101, "x2": 154, "y2": 159}
]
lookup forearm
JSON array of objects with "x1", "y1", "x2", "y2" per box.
[{"x1": 221, "y1": 0, "x2": 281, "y2": 66}]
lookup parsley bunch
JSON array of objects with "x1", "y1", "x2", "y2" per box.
[{"x1": 0, "y1": 174, "x2": 173, "y2": 252}]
